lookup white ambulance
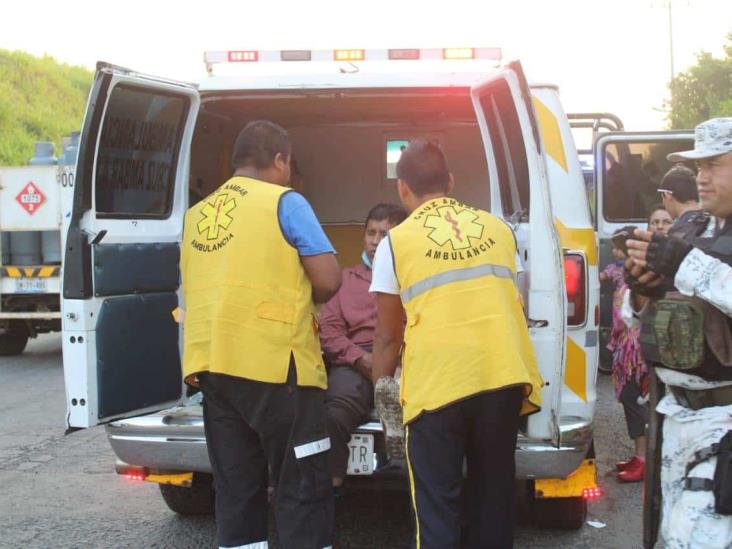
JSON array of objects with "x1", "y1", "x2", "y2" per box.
[{"x1": 62, "y1": 48, "x2": 600, "y2": 528}]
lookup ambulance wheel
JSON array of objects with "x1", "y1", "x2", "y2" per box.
[
  {"x1": 159, "y1": 473, "x2": 215, "y2": 515},
  {"x1": 0, "y1": 328, "x2": 28, "y2": 356},
  {"x1": 533, "y1": 496, "x2": 587, "y2": 530}
]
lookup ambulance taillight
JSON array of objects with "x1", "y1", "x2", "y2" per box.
[{"x1": 564, "y1": 253, "x2": 586, "y2": 326}]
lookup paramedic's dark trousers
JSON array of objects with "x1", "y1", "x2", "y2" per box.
[
  {"x1": 199, "y1": 364, "x2": 334, "y2": 549},
  {"x1": 405, "y1": 387, "x2": 523, "y2": 549}
]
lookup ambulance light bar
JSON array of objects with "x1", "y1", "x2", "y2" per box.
[
  {"x1": 204, "y1": 47, "x2": 502, "y2": 74},
  {"x1": 334, "y1": 49, "x2": 365, "y2": 61}
]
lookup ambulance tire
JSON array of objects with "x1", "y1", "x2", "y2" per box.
[
  {"x1": 0, "y1": 332, "x2": 28, "y2": 356},
  {"x1": 159, "y1": 473, "x2": 215, "y2": 515},
  {"x1": 532, "y1": 496, "x2": 587, "y2": 530}
]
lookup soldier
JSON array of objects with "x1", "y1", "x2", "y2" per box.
[{"x1": 626, "y1": 117, "x2": 732, "y2": 547}]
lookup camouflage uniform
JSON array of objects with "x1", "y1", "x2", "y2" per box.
[{"x1": 625, "y1": 118, "x2": 732, "y2": 548}]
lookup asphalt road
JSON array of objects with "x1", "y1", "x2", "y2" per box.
[{"x1": 0, "y1": 335, "x2": 643, "y2": 548}]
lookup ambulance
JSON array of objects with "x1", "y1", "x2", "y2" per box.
[{"x1": 62, "y1": 48, "x2": 600, "y2": 528}]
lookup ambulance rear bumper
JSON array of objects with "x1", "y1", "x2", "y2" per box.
[
  {"x1": 107, "y1": 409, "x2": 592, "y2": 481},
  {"x1": 517, "y1": 417, "x2": 593, "y2": 479}
]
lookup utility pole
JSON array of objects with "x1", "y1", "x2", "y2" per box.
[{"x1": 668, "y1": 0, "x2": 675, "y2": 82}]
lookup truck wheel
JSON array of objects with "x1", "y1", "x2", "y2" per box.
[
  {"x1": 159, "y1": 473, "x2": 215, "y2": 515},
  {"x1": 533, "y1": 496, "x2": 587, "y2": 530},
  {"x1": 0, "y1": 332, "x2": 29, "y2": 356}
]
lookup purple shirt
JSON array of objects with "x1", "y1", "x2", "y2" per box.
[{"x1": 319, "y1": 262, "x2": 375, "y2": 367}]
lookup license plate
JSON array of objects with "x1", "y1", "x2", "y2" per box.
[
  {"x1": 347, "y1": 434, "x2": 374, "y2": 475},
  {"x1": 14, "y1": 278, "x2": 47, "y2": 294}
]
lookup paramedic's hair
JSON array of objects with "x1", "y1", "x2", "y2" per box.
[
  {"x1": 231, "y1": 120, "x2": 290, "y2": 170},
  {"x1": 365, "y1": 203, "x2": 408, "y2": 227},
  {"x1": 396, "y1": 139, "x2": 450, "y2": 196}
]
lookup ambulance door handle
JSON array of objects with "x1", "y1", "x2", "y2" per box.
[
  {"x1": 82, "y1": 229, "x2": 107, "y2": 245},
  {"x1": 527, "y1": 318, "x2": 548, "y2": 328},
  {"x1": 90, "y1": 230, "x2": 107, "y2": 245}
]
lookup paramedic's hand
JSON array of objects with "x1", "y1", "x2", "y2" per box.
[
  {"x1": 628, "y1": 229, "x2": 693, "y2": 278},
  {"x1": 354, "y1": 352, "x2": 373, "y2": 380}
]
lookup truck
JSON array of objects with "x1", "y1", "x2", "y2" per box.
[
  {"x1": 0, "y1": 138, "x2": 77, "y2": 355},
  {"x1": 62, "y1": 48, "x2": 602, "y2": 529}
]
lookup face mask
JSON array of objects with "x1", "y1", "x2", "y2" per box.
[{"x1": 362, "y1": 250, "x2": 372, "y2": 269}]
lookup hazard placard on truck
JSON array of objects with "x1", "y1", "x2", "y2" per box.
[{"x1": 0, "y1": 143, "x2": 76, "y2": 355}]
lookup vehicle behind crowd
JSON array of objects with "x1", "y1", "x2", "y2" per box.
[
  {"x1": 569, "y1": 114, "x2": 695, "y2": 373},
  {"x1": 62, "y1": 48, "x2": 600, "y2": 528}
]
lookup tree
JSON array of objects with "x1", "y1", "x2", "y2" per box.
[
  {"x1": 0, "y1": 50, "x2": 92, "y2": 166},
  {"x1": 667, "y1": 32, "x2": 732, "y2": 129}
]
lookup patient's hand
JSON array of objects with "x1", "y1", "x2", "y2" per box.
[{"x1": 354, "y1": 352, "x2": 373, "y2": 380}]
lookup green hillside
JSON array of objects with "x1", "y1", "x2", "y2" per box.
[{"x1": 0, "y1": 49, "x2": 92, "y2": 166}]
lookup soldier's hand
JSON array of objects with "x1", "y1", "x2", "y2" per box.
[
  {"x1": 626, "y1": 229, "x2": 653, "y2": 266},
  {"x1": 629, "y1": 231, "x2": 693, "y2": 278},
  {"x1": 624, "y1": 257, "x2": 665, "y2": 298}
]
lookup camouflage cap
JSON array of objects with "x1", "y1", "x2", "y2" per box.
[{"x1": 667, "y1": 117, "x2": 732, "y2": 162}]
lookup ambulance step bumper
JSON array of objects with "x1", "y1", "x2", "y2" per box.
[
  {"x1": 107, "y1": 409, "x2": 592, "y2": 480},
  {"x1": 516, "y1": 416, "x2": 593, "y2": 479}
]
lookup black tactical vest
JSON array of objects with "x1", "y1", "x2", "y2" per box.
[{"x1": 653, "y1": 212, "x2": 732, "y2": 380}]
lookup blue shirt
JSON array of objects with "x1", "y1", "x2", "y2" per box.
[{"x1": 278, "y1": 191, "x2": 335, "y2": 256}]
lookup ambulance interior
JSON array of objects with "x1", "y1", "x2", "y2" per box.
[{"x1": 189, "y1": 90, "x2": 494, "y2": 267}]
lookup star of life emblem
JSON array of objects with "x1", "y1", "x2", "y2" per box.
[
  {"x1": 197, "y1": 194, "x2": 236, "y2": 240},
  {"x1": 423, "y1": 206, "x2": 484, "y2": 250}
]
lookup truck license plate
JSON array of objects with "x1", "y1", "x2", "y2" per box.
[
  {"x1": 347, "y1": 434, "x2": 374, "y2": 475},
  {"x1": 14, "y1": 278, "x2": 47, "y2": 294}
]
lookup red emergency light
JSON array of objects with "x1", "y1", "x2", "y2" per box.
[
  {"x1": 389, "y1": 48, "x2": 421, "y2": 60},
  {"x1": 582, "y1": 486, "x2": 603, "y2": 500},
  {"x1": 228, "y1": 50, "x2": 258, "y2": 62}
]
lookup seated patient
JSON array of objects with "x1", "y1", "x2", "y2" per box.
[{"x1": 320, "y1": 203, "x2": 408, "y2": 487}]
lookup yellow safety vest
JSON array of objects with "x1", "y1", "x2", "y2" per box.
[
  {"x1": 388, "y1": 197, "x2": 543, "y2": 424},
  {"x1": 180, "y1": 176, "x2": 326, "y2": 389}
]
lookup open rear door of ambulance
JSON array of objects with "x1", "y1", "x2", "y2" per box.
[
  {"x1": 470, "y1": 61, "x2": 565, "y2": 444},
  {"x1": 62, "y1": 63, "x2": 199, "y2": 429}
]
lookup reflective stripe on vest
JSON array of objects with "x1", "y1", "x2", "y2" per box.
[{"x1": 400, "y1": 263, "x2": 516, "y2": 304}]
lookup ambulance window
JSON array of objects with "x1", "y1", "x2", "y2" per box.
[
  {"x1": 602, "y1": 139, "x2": 694, "y2": 222},
  {"x1": 386, "y1": 139, "x2": 410, "y2": 179},
  {"x1": 94, "y1": 85, "x2": 189, "y2": 219},
  {"x1": 478, "y1": 81, "x2": 530, "y2": 219}
]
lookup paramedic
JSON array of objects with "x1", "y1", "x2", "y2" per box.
[
  {"x1": 370, "y1": 139, "x2": 543, "y2": 548},
  {"x1": 180, "y1": 120, "x2": 341, "y2": 549}
]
